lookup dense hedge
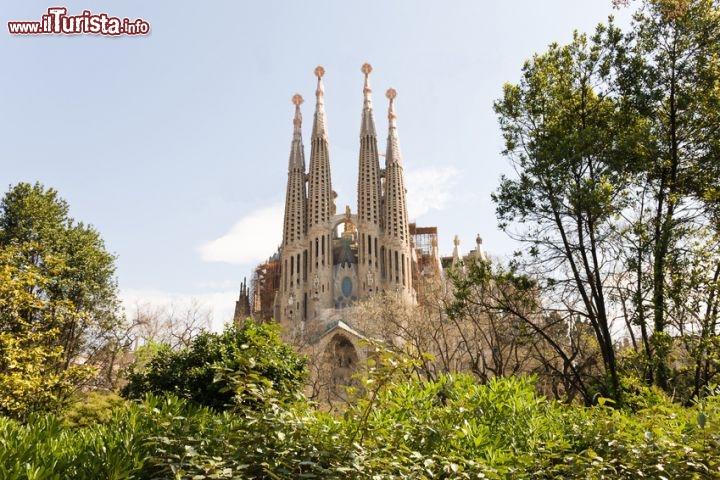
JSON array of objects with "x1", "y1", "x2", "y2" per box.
[{"x1": 1, "y1": 371, "x2": 719, "y2": 479}]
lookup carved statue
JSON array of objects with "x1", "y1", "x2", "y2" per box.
[{"x1": 344, "y1": 205, "x2": 356, "y2": 233}]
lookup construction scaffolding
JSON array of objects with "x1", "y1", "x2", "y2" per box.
[
  {"x1": 249, "y1": 253, "x2": 281, "y2": 323},
  {"x1": 409, "y1": 223, "x2": 442, "y2": 279},
  {"x1": 409, "y1": 223, "x2": 443, "y2": 306}
]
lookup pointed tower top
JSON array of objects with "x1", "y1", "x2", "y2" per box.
[
  {"x1": 312, "y1": 66, "x2": 328, "y2": 139},
  {"x1": 385, "y1": 88, "x2": 401, "y2": 165},
  {"x1": 362, "y1": 63, "x2": 373, "y2": 107},
  {"x1": 452, "y1": 235, "x2": 461, "y2": 267},
  {"x1": 291, "y1": 94, "x2": 303, "y2": 130},
  {"x1": 314, "y1": 66, "x2": 325, "y2": 101},
  {"x1": 475, "y1": 234, "x2": 487, "y2": 261},
  {"x1": 386, "y1": 88, "x2": 398, "y2": 126},
  {"x1": 287, "y1": 94, "x2": 305, "y2": 171},
  {"x1": 359, "y1": 63, "x2": 377, "y2": 137}
]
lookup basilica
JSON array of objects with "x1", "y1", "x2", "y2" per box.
[{"x1": 234, "y1": 64, "x2": 486, "y2": 389}]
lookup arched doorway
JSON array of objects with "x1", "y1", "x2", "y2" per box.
[{"x1": 323, "y1": 333, "x2": 359, "y2": 388}]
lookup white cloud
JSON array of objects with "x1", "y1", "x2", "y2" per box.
[
  {"x1": 198, "y1": 204, "x2": 283, "y2": 265},
  {"x1": 194, "y1": 279, "x2": 241, "y2": 290},
  {"x1": 120, "y1": 287, "x2": 238, "y2": 332},
  {"x1": 405, "y1": 165, "x2": 460, "y2": 219},
  {"x1": 197, "y1": 167, "x2": 458, "y2": 266}
]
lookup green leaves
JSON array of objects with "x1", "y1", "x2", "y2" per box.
[
  {"x1": 122, "y1": 319, "x2": 307, "y2": 412},
  {"x1": 493, "y1": 0, "x2": 720, "y2": 401},
  {"x1": 0, "y1": 182, "x2": 123, "y2": 390},
  {"x1": 0, "y1": 243, "x2": 95, "y2": 421},
  {"x1": 1, "y1": 370, "x2": 720, "y2": 478}
]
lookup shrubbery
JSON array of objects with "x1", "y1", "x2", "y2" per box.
[
  {"x1": 121, "y1": 320, "x2": 307, "y2": 411},
  {"x1": 1, "y1": 347, "x2": 719, "y2": 479},
  {"x1": 60, "y1": 391, "x2": 126, "y2": 428}
]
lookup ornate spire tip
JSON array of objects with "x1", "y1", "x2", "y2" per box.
[
  {"x1": 362, "y1": 63, "x2": 373, "y2": 101},
  {"x1": 386, "y1": 88, "x2": 397, "y2": 121},
  {"x1": 292, "y1": 94, "x2": 303, "y2": 128},
  {"x1": 314, "y1": 66, "x2": 325, "y2": 78}
]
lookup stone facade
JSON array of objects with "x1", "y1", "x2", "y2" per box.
[
  {"x1": 231, "y1": 65, "x2": 443, "y2": 395},
  {"x1": 231, "y1": 65, "x2": 496, "y2": 398},
  {"x1": 275, "y1": 65, "x2": 415, "y2": 346}
]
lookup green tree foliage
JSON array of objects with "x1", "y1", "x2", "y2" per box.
[
  {"x1": 493, "y1": 24, "x2": 633, "y2": 400},
  {"x1": 121, "y1": 319, "x2": 307, "y2": 411},
  {"x1": 493, "y1": 0, "x2": 720, "y2": 401},
  {"x1": 448, "y1": 259, "x2": 606, "y2": 404},
  {"x1": 614, "y1": 0, "x2": 720, "y2": 390},
  {"x1": 2, "y1": 363, "x2": 719, "y2": 479},
  {"x1": 0, "y1": 182, "x2": 124, "y2": 387},
  {"x1": 0, "y1": 243, "x2": 94, "y2": 421}
]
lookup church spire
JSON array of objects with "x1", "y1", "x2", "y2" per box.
[
  {"x1": 282, "y1": 94, "x2": 307, "y2": 246},
  {"x1": 290, "y1": 93, "x2": 304, "y2": 169},
  {"x1": 308, "y1": 66, "x2": 333, "y2": 228},
  {"x1": 311, "y1": 66, "x2": 328, "y2": 140},
  {"x1": 357, "y1": 63, "x2": 382, "y2": 293},
  {"x1": 452, "y1": 235, "x2": 461, "y2": 267},
  {"x1": 383, "y1": 88, "x2": 409, "y2": 243},
  {"x1": 357, "y1": 63, "x2": 381, "y2": 226},
  {"x1": 381, "y1": 88, "x2": 412, "y2": 293},
  {"x1": 385, "y1": 88, "x2": 402, "y2": 165},
  {"x1": 360, "y1": 63, "x2": 376, "y2": 136}
]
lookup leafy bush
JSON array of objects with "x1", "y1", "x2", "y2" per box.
[
  {"x1": 1, "y1": 357, "x2": 719, "y2": 479},
  {"x1": 0, "y1": 402, "x2": 154, "y2": 479},
  {"x1": 121, "y1": 319, "x2": 307, "y2": 411},
  {"x1": 61, "y1": 391, "x2": 126, "y2": 428}
]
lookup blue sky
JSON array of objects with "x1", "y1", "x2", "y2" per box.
[{"x1": 2, "y1": 1, "x2": 634, "y2": 329}]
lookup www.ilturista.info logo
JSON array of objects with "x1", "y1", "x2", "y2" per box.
[{"x1": 8, "y1": 7, "x2": 150, "y2": 36}]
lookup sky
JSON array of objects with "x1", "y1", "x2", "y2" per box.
[{"x1": 2, "y1": 1, "x2": 635, "y2": 330}]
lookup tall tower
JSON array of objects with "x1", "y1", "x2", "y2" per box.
[
  {"x1": 381, "y1": 88, "x2": 413, "y2": 298},
  {"x1": 272, "y1": 65, "x2": 415, "y2": 336},
  {"x1": 356, "y1": 63, "x2": 382, "y2": 296},
  {"x1": 278, "y1": 94, "x2": 309, "y2": 328},
  {"x1": 306, "y1": 66, "x2": 334, "y2": 319}
]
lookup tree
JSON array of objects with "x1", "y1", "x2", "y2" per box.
[
  {"x1": 493, "y1": 25, "x2": 634, "y2": 400},
  {"x1": 0, "y1": 183, "x2": 123, "y2": 386},
  {"x1": 493, "y1": 0, "x2": 720, "y2": 401},
  {"x1": 336, "y1": 262, "x2": 582, "y2": 402},
  {"x1": 614, "y1": 0, "x2": 720, "y2": 389},
  {"x1": 121, "y1": 319, "x2": 307, "y2": 411},
  {"x1": 350, "y1": 285, "x2": 466, "y2": 382},
  {"x1": 0, "y1": 243, "x2": 94, "y2": 420},
  {"x1": 447, "y1": 259, "x2": 606, "y2": 404},
  {"x1": 663, "y1": 231, "x2": 720, "y2": 402},
  {"x1": 128, "y1": 299, "x2": 212, "y2": 350}
]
